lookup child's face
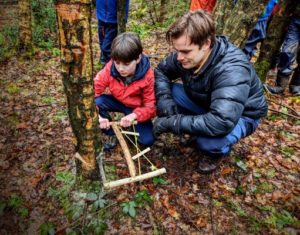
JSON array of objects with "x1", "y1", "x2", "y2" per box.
[{"x1": 113, "y1": 56, "x2": 141, "y2": 78}]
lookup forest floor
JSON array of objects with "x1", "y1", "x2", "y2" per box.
[{"x1": 1, "y1": 19, "x2": 300, "y2": 235}]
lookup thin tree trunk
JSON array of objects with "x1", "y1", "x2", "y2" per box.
[
  {"x1": 55, "y1": 0, "x2": 101, "y2": 178},
  {"x1": 159, "y1": 0, "x2": 167, "y2": 23},
  {"x1": 255, "y1": 0, "x2": 294, "y2": 81},
  {"x1": 117, "y1": 0, "x2": 127, "y2": 33},
  {"x1": 213, "y1": 0, "x2": 268, "y2": 48},
  {"x1": 18, "y1": 0, "x2": 33, "y2": 53}
]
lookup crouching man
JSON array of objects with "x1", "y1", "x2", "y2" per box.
[{"x1": 153, "y1": 10, "x2": 268, "y2": 174}]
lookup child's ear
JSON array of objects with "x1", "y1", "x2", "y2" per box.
[{"x1": 136, "y1": 54, "x2": 142, "y2": 63}]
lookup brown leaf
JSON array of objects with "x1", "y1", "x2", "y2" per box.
[
  {"x1": 221, "y1": 167, "x2": 233, "y2": 175},
  {"x1": 168, "y1": 206, "x2": 180, "y2": 220},
  {"x1": 271, "y1": 190, "x2": 283, "y2": 201},
  {"x1": 16, "y1": 122, "x2": 28, "y2": 129},
  {"x1": 196, "y1": 217, "x2": 207, "y2": 228}
]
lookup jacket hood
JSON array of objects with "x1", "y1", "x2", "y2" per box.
[{"x1": 110, "y1": 54, "x2": 151, "y2": 83}]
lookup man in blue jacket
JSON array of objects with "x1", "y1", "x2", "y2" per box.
[
  {"x1": 96, "y1": 0, "x2": 130, "y2": 65},
  {"x1": 153, "y1": 10, "x2": 268, "y2": 174}
]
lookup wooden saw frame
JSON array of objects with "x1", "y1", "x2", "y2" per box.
[{"x1": 101, "y1": 122, "x2": 166, "y2": 189}]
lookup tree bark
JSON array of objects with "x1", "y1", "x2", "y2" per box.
[
  {"x1": 18, "y1": 0, "x2": 33, "y2": 53},
  {"x1": 213, "y1": 0, "x2": 268, "y2": 48},
  {"x1": 117, "y1": 0, "x2": 127, "y2": 33},
  {"x1": 255, "y1": 0, "x2": 294, "y2": 81},
  {"x1": 159, "y1": 0, "x2": 167, "y2": 23},
  {"x1": 55, "y1": 0, "x2": 101, "y2": 178}
]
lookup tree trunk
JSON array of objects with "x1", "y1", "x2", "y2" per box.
[
  {"x1": 18, "y1": 0, "x2": 33, "y2": 53},
  {"x1": 117, "y1": 0, "x2": 127, "y2": 33},
  {"x1": 255, "y1": 0, "x2": 294, "y2": 81},
  {"x1": 159, "y1": 0, "x2": 167, "y2": 23},
  {"x1": 213, "y1": 0, "x2": 268, "y2": 48},
  {"x1": 55, "y1": 0, "x2": 101, "y2": 178}
]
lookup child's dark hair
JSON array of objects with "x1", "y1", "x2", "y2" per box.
[{"x1": 110, "y1": 32, "x2": 143, "y2": 63}]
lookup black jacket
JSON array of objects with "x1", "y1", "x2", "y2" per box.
[{"x1": 155, "y1": 36, "x2": 268, "y2": 136}]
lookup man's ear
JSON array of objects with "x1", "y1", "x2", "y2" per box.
[
  {"x1": 202, "y1": 39, "x2": 211, "y2": 51},
  {"x1": 136, "y1": 54, "x2": 142, "y2": 63}
]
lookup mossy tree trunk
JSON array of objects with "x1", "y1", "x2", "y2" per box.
[
  {"x1": 18, "y1": 0, "x2": 33, "y2": 53},
  {"x1": 255, "y1": 0, "x2": 294, "y2": 81},
  {"x1": 55, "y1": 0, "x2": 101, "y2": 178},
  {"x1": 213, "y1": 0, "x2": 268, "y2": 48},
  {"x1": 117, "y1": 0, "x2": 127, "y2": 33}
]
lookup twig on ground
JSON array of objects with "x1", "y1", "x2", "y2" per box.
[
  {"x1": 268, "y1": 108, "x2": 300, "y2": 120},
  {"x1": 267, "y1": 98, "x2": 300, "y2": 116}
]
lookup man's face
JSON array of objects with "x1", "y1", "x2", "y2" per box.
[
  {"x1": 113, "y1": 55, "x2": 141, "y2": 78},
  {"x1": 172, "y1": 34, "x2": 211, "y2": 70}
]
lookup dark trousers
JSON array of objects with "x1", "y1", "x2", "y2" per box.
[
  {"x1": 98, "y1": 20, "x2": 118, "y2": 64},
  {"x1": 95, "y1": 95, "x2": 154, "y2": 147},
  {"x1": 172, "y1": 84, "x2": 260, "y2": 157},
  {"x1": 243, "y1": 20, "x2": 268, "y2": 59},
  {"x1": 277, "y1": 17, "x2": 300, "y2": 86}
]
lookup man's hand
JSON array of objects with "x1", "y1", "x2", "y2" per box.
[
  {"x1": 153, "y1": 117, "x2": 169, "y2": 138},
  {"x1": 153, "y1": 115, "x2": 182, "y2": 138},
  {"x1": 157, "y1": 98, "x2": 178, "y2": 117},
  {"x1": 98, "y1": 116, "x2": 110, "y2": 129},
  {"x1": 120, "y1": 113, "x2": 137, "y2": 128}
]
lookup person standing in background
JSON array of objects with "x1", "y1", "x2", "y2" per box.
[
  {"x1": 264, "y1": 3, "x2": 300, "y2": 96},
  {"x1": 189, "y1": 0, "x2": 216, "y2": 13},
  {"x1": 243, "y1": 0, "x2": 279, "y2": 60},
  {"x1": 96, "y1": 0, "x2": 130, "y2": 65}
]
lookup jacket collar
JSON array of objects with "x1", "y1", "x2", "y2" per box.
[{"x1": 110, "y1": 54, "x2": 150, "y2": 84}]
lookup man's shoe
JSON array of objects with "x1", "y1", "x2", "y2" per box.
[
  {"x1": 197, "y1": 155, "x2": 224, "y2": 174},
  {"x1": 103, "y1": 136, "x2": 117, "y2": 151},
  {"x1": 263, "y1": 84, "x2": 284, "y2": 95},
  {"x1": 289, "y1": 85, "x2": 300, "y2": 96}
]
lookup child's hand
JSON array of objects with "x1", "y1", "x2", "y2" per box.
[
  {"x1": 98, "y1": 116, "x2": 110, "y2": 129},
  {"x1": 120, "y1": 113, "x2": 137, "y2": 128}
]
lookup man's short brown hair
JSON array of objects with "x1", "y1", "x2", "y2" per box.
[
  {"x1": 111, "y1": 32, "x2": 143, "y2": 63},
  {"x1": 166, "y1": 10, "x2": 216, "y2": 48}
]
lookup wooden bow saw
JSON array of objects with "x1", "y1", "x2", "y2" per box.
[{"x1": 100, "y1": 121, "x2": 166, "y2": 189}]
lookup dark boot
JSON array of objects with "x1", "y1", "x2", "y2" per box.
[
  {"x1": 289, "y1": 67, "x2": 300, "y2": 96},
  {"x1": 197, "y1": 155, "x2": 224, "y2": 174},
  {"x1": 264, "y1": 84, "x2": 284, "y2": 94},
  {"x1": 264, "y1": 74, "x2": 290, "y2": 95},
  {"x1": 289, "y1": 85, "x2": 300, "y2": 96}
]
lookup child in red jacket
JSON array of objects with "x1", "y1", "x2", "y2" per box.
[{"x1": 94, "y1": 32, "x2": 156, "y2": 150}]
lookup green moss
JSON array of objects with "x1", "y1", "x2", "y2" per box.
[
  {"x1": 0, "y1": 26, "x2": 18, "y2": 61},
  {"x1": 6, "y1": 84, "x2": 20, "y2": 95},
  {"x1": 42, "y1": 96, "x2": 56, "y2": 105},
  {"x1": 256, "y1": 182, "x2": 274, "y2": 193},
  {"x1": 254, "y1": 60, "x2": 270, "y2": 82}
]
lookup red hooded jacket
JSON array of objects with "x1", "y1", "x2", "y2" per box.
[
  {"x1": 190, "y1": 0, "x2": 216, "y2": 13},
  {"x1": 94, "y1": 55, "x2": 156, "y2": 122}
]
